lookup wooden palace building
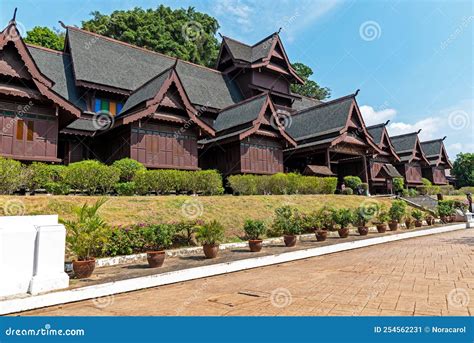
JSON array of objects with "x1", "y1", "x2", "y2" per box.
[{"x1": 0, "y1": 17, "x2": 452, "y2": 193}]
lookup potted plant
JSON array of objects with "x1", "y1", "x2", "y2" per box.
[
  {"x1": 143, "y1": 224, "x2": 175, "y2": 268},
  {"x1": 315, "y1": 206, "x2": 335, "y2": 241},
  {"x1": 411, "y1": 209, "x2": 423, "y2": 227},
  {"x1": 425, "y1": 213, "x2": 435, "y2": 226},
  {"x1": 374, "y1": 205, "x2": 390, "y2": 233},
  {"x1": 62, "y1": 198, "x2": 110, "y2": 279},
  {"x1": 196, "y1": 220, "x2": 225, "y2": 258},
  {"x1": 353, "y1": 206, "x2": 373, "y2": 236},
  {"x1": 272, "y1": 206, "x2": 302, "y2": 247},
  {"x1": 332, "y1": 208, "x2": 353, "y2": 238},
  {"x1": 388, "y1": 200, "x2": 406, "y2": 231},
  {"x1": 243, "y1": 219, "x2": 267, "y2": 252},
  {"x1": 404, "y1": 212, "x2": 414, "y2": 229},
  {"x1": 437, "y1": 201, "x2": 452, "y2": 223}
]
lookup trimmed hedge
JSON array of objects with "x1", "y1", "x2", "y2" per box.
[
  {"x1": 343, "y1": 176, "x2": 362, "y2": 190},
  {"x1": 0, "y1": 157, "x2": 23, "y2": 194},
  {"x1": 228, "y1": 174, "x2": 337, "y2": 195},
  {"x1": 64, "y1": 160, "x2": 120, "y2": 194}
]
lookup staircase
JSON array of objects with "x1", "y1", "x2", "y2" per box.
[{"x1": 400, "y1": 195, "x2": 438, "y2": 213}]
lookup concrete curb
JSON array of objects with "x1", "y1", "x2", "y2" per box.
[{"x1": 0, "y1": 223, "x2": 466, "y2": 315}]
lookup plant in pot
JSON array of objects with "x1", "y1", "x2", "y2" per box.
[
  {"x1": 143, "y1": 224, "x2": 175, "y2": 268},
  {"x1": 353, "y1": 206, "x2": 372, "y2": 236},
  {"x1": 272, "y1": 206, "x2": 302, "y2": 247},
  {"x1": 332, "y1": 208, "x2": 354, "y2": 238},
  {"x1": 404, "y1": 211, "x2": 414, "y2": 229},
  {"x1": 424, "y1": 212, "x2": 435, "y2": 226},
  {"x1": 388, "y1": 200, "x2": 406, "y2": 231},
  {"x1": 411, "y1": 209, "x2": 423, "y2": 227},
  {"x1": 196, "y1": 220, "x2": 225, "y2": 258},
  {"x1": 62, "y1": 198, "x2": 110, "y2": 279},
  {"x1": 437, "y1": 201, "x2": 452, "y2": 223},
  {"x1": 315, "y1": 206, "x2": 335, "y2": 241},
  {"x1": 374, "y1": 205, "x2": 390, "y2": 233},
  {"x1": 243, "y1": 219, "x2": 267, "y2": 252}
]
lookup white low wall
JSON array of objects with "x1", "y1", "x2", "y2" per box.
[{"x1": 0, "y1": 215, "x2": 69, "y2": 297}]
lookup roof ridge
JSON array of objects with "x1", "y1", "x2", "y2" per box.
[
  {"x1": 390, "y1": 131, "x2": 419, "y2": 139},
  {"x1": 293, "y1": 93, "x2": 355, "y2": 117},
  {"x1": 366, "y1": 123, "x2": 386, "y2": 129},
  {"x1": 420, "y1": 138, "x2": 444, "y2": 144},
  {"x1": 219, "y1": 93, "x2": 268, "y2": 113},
  {"x1": 129, "y1": 66, "x2": 173, "y2": 95},
  {"x1": 26, "y1": 43, "x2": 67, "y2": 55},
  {"x1": 66, "y1": 26, "x2": 224, "y2": 75},
  {"x1": 223, "y1": 32, "x2": 277, "y2": 49}
]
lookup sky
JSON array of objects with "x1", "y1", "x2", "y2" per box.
[{"x1": 1, "y1": 0, "x2": 473, "y2": 158}]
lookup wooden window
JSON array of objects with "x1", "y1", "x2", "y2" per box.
[
  {"x1": 16, "y1": 119, "x2": 24, "y2": 140},
  {"x1": 94, "y1": 98, "x2": 101, "y2": 112},
  {"x1": 27, "y1": 121, "x2": 34, "y2": 141}
]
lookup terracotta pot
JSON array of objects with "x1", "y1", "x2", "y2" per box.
[
  {"x1": 405, "y1": 220, "x2": 413, "y2": 229},
  {"x1": 440, "y1": 216, "x2": 448, "y2": 223},
  {"x1": 426, "y1": 218, "x2": 433, "y2": 225},
  {"x1": 376, "y1": 224, "x2": 387, "y2": 233},
  {"x1": 357, "y1": 226, "x2": 369, "y2": 236},
  {"x1": 73, "y1": 259, "x2": 95, "y2": 279},
  {"x1": 315, "y1": 230, "x2": 328, "y2": 242},
  {"x1": 415, "y1": 220, "x2": 422, "y2": 227},
  {"x1": 203, "y1": 244, "x2": 219, "y2": 259},
  {"x1": 146, "y1": 251, "x2": 166, "y2": 268},
  {"x1": 248, "y1": 239, "x2": 263, "y2": 252},
  {"x1": 388, "y1": 221, "x2": 398, "y2": 231},
  {"x1": 450, "y1": 215, "x2": 456, "y2": 222},
  {"x1": 283, "y1": 235, "x2": 297, "y2": 247},
  {"x1": 338, "y1": 227, "x2": 349, "y2": 238}
]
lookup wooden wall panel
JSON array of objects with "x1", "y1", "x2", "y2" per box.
[{"x1": 240, "y1": 137, "x2": 283, "y2": 174}]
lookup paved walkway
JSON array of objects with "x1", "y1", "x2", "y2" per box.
[{"x1": 21, "y1": 229, "x2": 473, "y2": 316}]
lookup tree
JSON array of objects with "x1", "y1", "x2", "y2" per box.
[
  {"x1": 81, "y1": 5, "x2": 220, "y2": 67},
  {"x1": 291, "y1": 62, "x2": 331, "y2": 100},
  {"x1": 24, "y1": 26, "x2": 65, "y2": 51},
  {"x1": 452, "y1": 153, "x2": 474, "y2": 187}
]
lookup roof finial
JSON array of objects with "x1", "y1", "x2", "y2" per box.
[
  {"x1": 354, "y1": 89, "x2": 360, "y2": 96},
  {"x1": 11, "y1": 8, "x2": 17, "y2": 23},
  {"x1": 384, "y1": 120, "x2": 390, "y2": 126},
  {"x1": 277, "y1": 27, "x2": 282, "y2": 34},
  {"x1": 58, "y1": 21, "x2": 67, "y2": 29},
  {"x1": 417, "y1": 129, "x2": 422, "y2": 134},
  {"x1": 218, "y1": 32, "x2": 223, "y2": 39},
  {"x1": 172, "y1": 57, "x2": 178, "y2": 69},
  {"x1": 442, "y1": 136, "x2": 447, "y2": 141}
]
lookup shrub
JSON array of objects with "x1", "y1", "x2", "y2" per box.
[
  {"x1": 437, "y1": 200, "x2": 455, "y2": 217},
  {"x1": 459, "y1": 186, "x2": 474, "y2": 195},
  {"x1": 342, "y1": 187, "x2": 353, "y2": 195},
  {"x1": 389, "y1": 200, "x2": 406, "y2": 222},
  {"x1": 268, "y1": 173, "x2": 290, "y2": 194},
  {"x1": 270, "y1": 206, "x2": 302, "y2": 237},
  {"x1": 192, "y1": 170, "x2": 224, "y2": 195},
  {"x1": 375, "y1": 205, "x2": 390, "y2": 224},
  {"x1": 298, "y1": 212, "x2": 320, "y2": 232},
  {"x1": 142, "y1": 224, "x2": 175, "y2": 251},
  {"x1": 421, "y1": 178, "x2": 432, "y2": 186},
  {"x1": 407, "y1": 188, "x2": 418, "y2": 197},
  {"x1": 173, "y1": 220, "x2": 200, "y2": 246},
  {"x1": 320, "y1": 177, "x2": 338, "y2": 194},
  {"x1": 45, "y1": 182, "x2": 70, "y2": 195},
  {"x1": 393, "y1": 177, "x2": 404, "y2": 193},
  {"x1": 411, "y1": 209, "x2": 423, "y2": 221},
  {"x1": 343, "y1": 176, "x2": 362, "y2": 190},
  {"x1": 196, "y1": 220, "x2": 225, "y2": 245},
  {"x1": 24, "y1": 162, "x2": 51, "y2": 191},
  {"x1": 359, "y1": 183, "x2": 369, "y2": 195},
  {"x1": 104, "y1": 224, "x2": 148, "y2": 256},
  {"x1": 0, "y1": 157, "x2": 23, "y2": 194},
  {"x1": 115, "y1": 182, "x2": 136, "y2": 196},
  {"x1": 318, "y1": 206, "x2": 336, "y2": 230},
  {"x1": 243, "y1": 219, "x2": 267, "y2": 240},
  {"x1": 354, "y1": 204, "x2": 375, "y2": 227},
  {"x1": 64, "y1": 160, "x2": 119, "y2": 194},
  {"x1": 62, "y1": 198, "x2": 110, "y2": 260},
  {"x1": 332, "y1": 208, "x2": 354, "y2": 228},
  {"x1": 112, "y1": 158, "x2": 145, "y2": 182},
  {"x1": 228, "y1": 174, "x2": 257, "y2": 195}
]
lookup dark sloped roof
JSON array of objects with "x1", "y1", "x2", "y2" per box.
[
  {"x1": 27, "y1": 45, "x2": 86, "y2": 110},
  {"x1": 66, "y1": 28, "x2": 242, "y2": 109},
  {"x1": 120, "y1": 69, "x2": 171, "y2": 114},
  {"x1": 223, "y1": 35, "x2": 274, "y2": 63},
  {"x1": 303, "y1": 165, "x2": 335, "y2": 176},
  {"x1": 391, "y1": 132, "x2": 418, "y2": 153},
  {"x1": 384, "y1": 164, "x2": 402, "y2": 178},
  {"x1": 213, "y1": 94, "x2": 267, "y2": 132},
  {"x1": 287, "y1": 96, "x2": 353, "y2": 140},
  {"x1": 421, "y1": 140, "x2": 442, "y2": 157},
  {"x1": 64, "y1": 118, "x2": 97, "y2": 132},
  {"x1": 367, "y1": 124, "x2": 385, "y2": 145},
  {"x1": 291, "y1": 94, "x2": 322, "y2": 112}
]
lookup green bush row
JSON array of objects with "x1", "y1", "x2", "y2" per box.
[
  {"x1": 227, "y1": 173, "x2": 337, "y2": 195},
  {"x1": 0, "y1": 157, "x2": 223, "y2": 195}
]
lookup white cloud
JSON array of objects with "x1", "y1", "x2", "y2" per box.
[
  {"x1": 387, "y1": 117, "x2": 443, "y2": 141},
  {"x1": 360, "y1": 105, "x2": 397, "y2": 126}
]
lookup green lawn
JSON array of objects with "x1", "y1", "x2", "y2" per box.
[{"x1": 0, "y1": 194, "x2": 394, "y2": 238}]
